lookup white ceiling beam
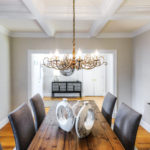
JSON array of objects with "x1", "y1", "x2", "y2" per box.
[
  {"x1": 21, "y1": 0, "x2": 54, "y2": 37},
  {"x1": 132, "y1": 22, "x2": 150, "y2": 37},
  {"x1": 89, "y1": 0, "x2": 124, "y2": 37}
]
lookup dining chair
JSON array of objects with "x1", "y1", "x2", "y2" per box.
[
  {"x1": 0, "y1": 144, "x2": 2, "y2": 150},
  {"x1": 114, "y1": 103, "x2": 142, "y2": 150},
  {"x1": 30, "y1": 94, "x2": 46, "y2": 131},
  {"x1": 102, "y1": 92, "x2": 117, "y2": 126},
  {"x1": 8, "y1": 103, "x2": 36, "y2": 150}
]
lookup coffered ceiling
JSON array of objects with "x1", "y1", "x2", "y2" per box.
[{"x1": 0, "y1": 0, "x2": 150, "y2": 38}]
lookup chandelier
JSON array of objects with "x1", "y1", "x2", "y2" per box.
[{"x1": 43, "y1": 0, "x2": 107, "y2": 70}]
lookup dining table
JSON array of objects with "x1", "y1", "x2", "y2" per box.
[{"x1": 28, "y1": 100, "x2": 125, "y2": 150}]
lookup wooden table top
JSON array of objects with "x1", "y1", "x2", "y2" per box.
[{"x1": 28, "y1": 100, "x2": 125, "y2": 150}]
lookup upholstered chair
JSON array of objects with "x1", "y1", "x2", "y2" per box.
[
  {"x1": 8, "y1": 103, "x2": 36, "y2": 150},
  {"x1": 114, "y1": 103, "x2": 142, "y2": 150},
  {"x1": 0, "y1": 144, "x2": 2, "y2": 150},
  {"x1": 102, "y1": 92, "x2": 117, "y2": 126},
  {"x1": 30, "y1": 94, "x2": 46, "y2": 131}
]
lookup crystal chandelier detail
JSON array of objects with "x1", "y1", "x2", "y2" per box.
[{"x1": 43, "y1": 0, "x2": 107, "y2": 70}]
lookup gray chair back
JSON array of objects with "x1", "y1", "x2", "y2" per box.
[
  {"x1": 30, "y1": 94, "x2": 45, "y2": 131},
  {"x1": 114, "y1": 103, "x2": 142, "y2": 150},
  {"x1": 102, "y1": 92, "x2": 117, "y2": 125},
  {"x1": 0, "y1": 144, "x2": 2, "y2": 150},
  {"x1": 8, "y1": 103, "x2": 36, "y2": 150}
]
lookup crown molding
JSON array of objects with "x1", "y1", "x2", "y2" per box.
[
  {"x1": 0, "y1": 25, "x2": 10, "y2": 36},
  {"x1": 10, "y1": 31, "x2": 136, "y2": 38},
  {"x1": 10, "y1": 32, "x2": 48, "y2": 38},
  {"x1": 55, "y1": 32, "x2": 91, "y2": 38},
  {"x1": 97, "y1": 33, "x2": 133, "y2": 38}
]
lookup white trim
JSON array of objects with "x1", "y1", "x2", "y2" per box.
[
  {"x1": 55, "y1": 32, "x2": 91, "y2": 38},
  {"x1": 10, "y1": 32, "x2": 48, "y2": 38},
  {"x1": 97, "y1": 33, "x2": 133, "y2": 38},
  {"x1": 140, "y1": 119, "x2": 150, "y2": 133},
  {"x1": 0, "y1": 117, "x2": 9, "y2": 129},
  {"x1": 27, "y1": 50, "x2": 32, "y2": 101},
  {"x1": 10, "y1": 32, "x2": 134, "y2": 38},
  {"x1": 132, "y1": 22, "x2": 150, "y2": 37},
  {"x1": 0, "y1": 25, "x2": 10, "y2": 36},
  {"x1": 112, "y1": 112, "x2": 117, "y2": 119}
]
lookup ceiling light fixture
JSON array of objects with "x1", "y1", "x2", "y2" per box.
[{"x1": 43, "y1": 0, "x2": 107, "y2": 70}]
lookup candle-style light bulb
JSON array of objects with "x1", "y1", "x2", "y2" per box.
[
  {"x1": 55, "y1": 49, "x2": 59, "y2": 58},
  {"x1": 94, "y1": 49, "x2": 99, "y2": 57},
  {"x1": 77, "y1": 48, "x2": 82, "y2": 59}
]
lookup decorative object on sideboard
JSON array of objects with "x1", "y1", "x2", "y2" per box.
[
  {"x1": 75, "y1": 101, "x2": 95, "y2": 138},
  {"x1": 72, "y1": 100, "x2": 83, "y2": 118},
  {"x1": 60, "y1": 68, "x2": 75, "y2": 76},
  {"x1": 56, "y1": 98, "x2": 75, "y2": 132}
]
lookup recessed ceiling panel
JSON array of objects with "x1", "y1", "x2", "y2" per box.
[
  {"x1": 42, "y1": 0, "x2": 103, "y2": 14},
  {"x1": 48, "y1": 20, "x2": 93, "y2": 33},
  {"x1": 101, "y1": 20, "x2": 150, "y2": 33},
  {"x1": 0, "y1": 19, "x2": 41, "y2": 32},
  {"x1": 0, "y1": 0, "x2": 29, "y2": 13},
  {"x1": 117, "y1": 0, "x2": 150, "y2": 14}
]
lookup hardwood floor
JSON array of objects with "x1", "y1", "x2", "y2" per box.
[{"x1": 0, "y1": 96, "x2": 150, "y2": 150}]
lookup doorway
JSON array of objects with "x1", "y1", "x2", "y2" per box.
[{"x1": 28, "y1": 50, "x2": 117, "y2": 100}]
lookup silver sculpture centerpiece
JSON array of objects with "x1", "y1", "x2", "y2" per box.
[
  {"x1": 72, "y1": 100, "x2": 84, "y2": 118},
  {"x1": 56, "y1": 99, "x2": 95, "y2": 138},
  {"x1": 56, "y1": 98, "x2": 75, "y2": 132},
  {"x1": 75, "y1": 101, "x2": 95, "y2": 138}
]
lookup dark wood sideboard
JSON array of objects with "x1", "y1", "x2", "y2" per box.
[{"x1": 52, "y1": 81, "x2": 82, "y2": 97}]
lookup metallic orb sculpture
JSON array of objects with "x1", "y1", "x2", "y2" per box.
[
  {"x1": 75, "y1": 101, "x2": 95, "y2": 138},
  {"x1": 60, "y1": 68, "x2": 75, "y2": 76},
  {"x1": 72, "y1": 100, "x2": 84, "y2": 118},
  {"x1": 56, "y1": 98, "x2": 75, "y2": 132}
]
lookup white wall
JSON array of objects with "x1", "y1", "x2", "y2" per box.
[
  {"x1": 132, "y1": 31, "x2": 150, "y2": 114},
  {"x1": 0, "y1": 31, "x2": 11, "y2": 122},
  {"x1": 10, "y1": 37, "x2": 132, "y2": 110}
]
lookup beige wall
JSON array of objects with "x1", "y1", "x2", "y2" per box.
[
  {"x1": 132, "y1": 31, "x2": 150, "y2": 114},
  {"x1": 10, "y1": 37, "x2": 133, "y2": 110},
  {"x1": 0, "y1": 32, "x2": 11, "y2": 121}
]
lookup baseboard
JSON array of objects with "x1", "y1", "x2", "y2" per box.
[
  {"x1": 0, "y1": 117, "x2": 9, "y2": 129},
  {"x1": 112, "y1": 112, "x2": 116, "y2": 118},
  {"x1": 140, "y1": 119, "x2": 150, "y2": 133}
]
